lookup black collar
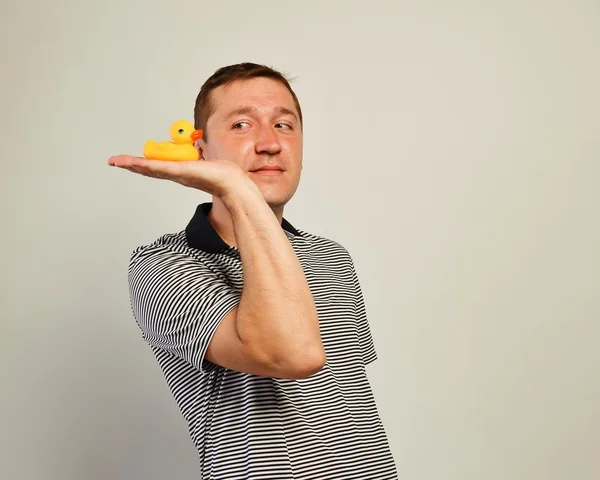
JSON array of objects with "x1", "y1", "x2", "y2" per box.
[{"x1": 185, "y1": 202, "x2": 302, "y2": 253}]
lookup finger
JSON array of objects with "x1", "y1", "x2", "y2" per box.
[
  {"x1": 135, "y1": 161, "x2": 191, "y2": 183},
  {"x1": 133, "y1": 159, "x2": 180, "y2": 178},
  {"x1": 108, "y1": 155, "x2": 143, "y2": 167},
  {"x1": 109, "y1": 155, "x2": 199, "y2": 184},
  {"x1": 109, "y1": 156, "x2": 165, "y2": 177},
  {"x1": 131, "y1": 166, "x2": 171, "y2": 179}
]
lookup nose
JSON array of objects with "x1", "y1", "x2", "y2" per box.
[{"x1": 255, "y1": 126, "x2": 282, "y2": 155}]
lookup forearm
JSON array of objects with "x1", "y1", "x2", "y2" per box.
[{"x1": 222, "y1": 184, "x2": 324, "y2": 374}]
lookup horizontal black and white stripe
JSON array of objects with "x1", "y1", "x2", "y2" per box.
[{"x1": 128, "y1": 207, "x2": 398, "y2": 479}]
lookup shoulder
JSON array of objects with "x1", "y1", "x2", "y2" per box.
[
  {"x1": 127, "y1": 230, "x2": 236, "y2": 304},
  {"x1": 130, "y1": 231, "x2": 187, "y2": 265},
  {"x1": 298, "y1": 229, "x2": 348, "y2": 252},
  {"x1": 128, "y1": 230, "x2": 212, "y2": 281},
  {"x1": 296, "y1": 229, "x2": 356, "y2": 268}
]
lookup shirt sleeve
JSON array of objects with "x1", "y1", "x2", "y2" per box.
[
  {"x1": 348, "y1": 255, "x2": 378, "y2": 365},
  {"x1": 127, "y1": 243, "x2": 241, "y2": 374}
]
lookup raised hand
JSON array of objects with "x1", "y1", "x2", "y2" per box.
[{"x1": 108, "y1": 155, "x2": 256, "y2": 199}]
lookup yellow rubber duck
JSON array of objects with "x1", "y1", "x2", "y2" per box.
[{"x1": 143, "y1": 120, "x2": 203, "y2": 161}]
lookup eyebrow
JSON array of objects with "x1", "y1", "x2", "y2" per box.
[{"x1": 225, "y1": 105, "x2": 299, "y2": 122}]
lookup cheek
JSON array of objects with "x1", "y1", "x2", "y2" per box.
[
  {"x1": 284, "y1": 138, "x2": 303, "y2": 162},
  {"x1": 226, "y1": 134, "x2": 254, "y2": 152},
  {"x1": 204, "y1": 136, "x2": 253, "y2": 161},
  {"x1": 230, "y1": 136, "x2": 255, "y2": 153},
  {"x1": 285, "y1": 134, "x2": 302, "y2": 149}
]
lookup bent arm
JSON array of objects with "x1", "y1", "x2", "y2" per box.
[{"x1": 206, "y1": 184, "x2": 325, "y2": 379}]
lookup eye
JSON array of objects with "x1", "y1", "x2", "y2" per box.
[
  {"x1": 178, "y1": 129, "x2": 184, "y2": 134},
  {"x1": 275, "y1": 123, "x2": 292, "y2": 130},
  {"x1": 232, "y1": 122, "x2": 250, "y2": 130}
]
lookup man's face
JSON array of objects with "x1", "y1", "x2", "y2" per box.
[{"x1": 198, "y1": 77, "x2": 303, "y2": 209}]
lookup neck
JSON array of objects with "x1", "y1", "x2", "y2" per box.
[{"x1": 209, "y1": 197, "x2": 284, "y2": 248}]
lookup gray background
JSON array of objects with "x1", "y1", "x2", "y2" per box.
[{"x1": 1, "y1": 1, "x2": 599, "y2": 479}]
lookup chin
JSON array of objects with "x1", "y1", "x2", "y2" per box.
[
  {"x1": 263, "y1": 194, "x2": 289, "y2": 209},
  {"x1": 254, "y1": 178, "x2": 299, "y2": 210},
  {"x1": 260, "y1": 190, "x2": 292, "y2": 209}
]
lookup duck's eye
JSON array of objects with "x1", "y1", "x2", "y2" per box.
[{"x1": 178, "y1": 129, "x2": 184, "y2": 134}]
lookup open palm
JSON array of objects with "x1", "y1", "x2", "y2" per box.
[{"x1": 108, "y1": 155, "x2": 252, "y2": 198}]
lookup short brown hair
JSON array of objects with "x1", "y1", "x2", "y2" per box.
[{"x1": 193, "y1": 63, "x2": 303, "y2": 141}]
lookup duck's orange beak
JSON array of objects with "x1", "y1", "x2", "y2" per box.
[{"x1": 191, "y1": 129, "x2": 203, "y2": 142}]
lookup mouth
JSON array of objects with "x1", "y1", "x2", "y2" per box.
[{"x1": 251, "y1": 166, "x2": 284, "y2": 174}]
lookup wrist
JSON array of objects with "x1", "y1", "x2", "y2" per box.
[{"x1": 220, "y1": 177, "x2": 264, "y2": 212}]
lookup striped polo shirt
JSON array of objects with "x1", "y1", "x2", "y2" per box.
[{"x1": 128, "y1": 202, "x2": 398, "y2": 479}]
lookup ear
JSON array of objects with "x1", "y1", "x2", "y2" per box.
[{"x1": 194, "y1": 139, "x2": 206, "y2": 160}]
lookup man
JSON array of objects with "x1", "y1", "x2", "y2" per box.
[{"x1": 109, "y1": 63, "x2": 398, "y2": 479}]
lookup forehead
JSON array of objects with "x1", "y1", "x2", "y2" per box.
[{"x1": 210, "y1": 77, "x2": 298, "y2": 118}]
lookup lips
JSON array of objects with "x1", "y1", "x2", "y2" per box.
[{"x1": 252, "y1": 166, "x2": 284, "y2": 172}]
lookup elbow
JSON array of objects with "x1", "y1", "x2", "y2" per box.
[
  {"x1": 257, "y1": 347, "x2": 327, "y2": 380},
  {"x1": 269, "y1": 348, "x2": 326, "y2": 380}
]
